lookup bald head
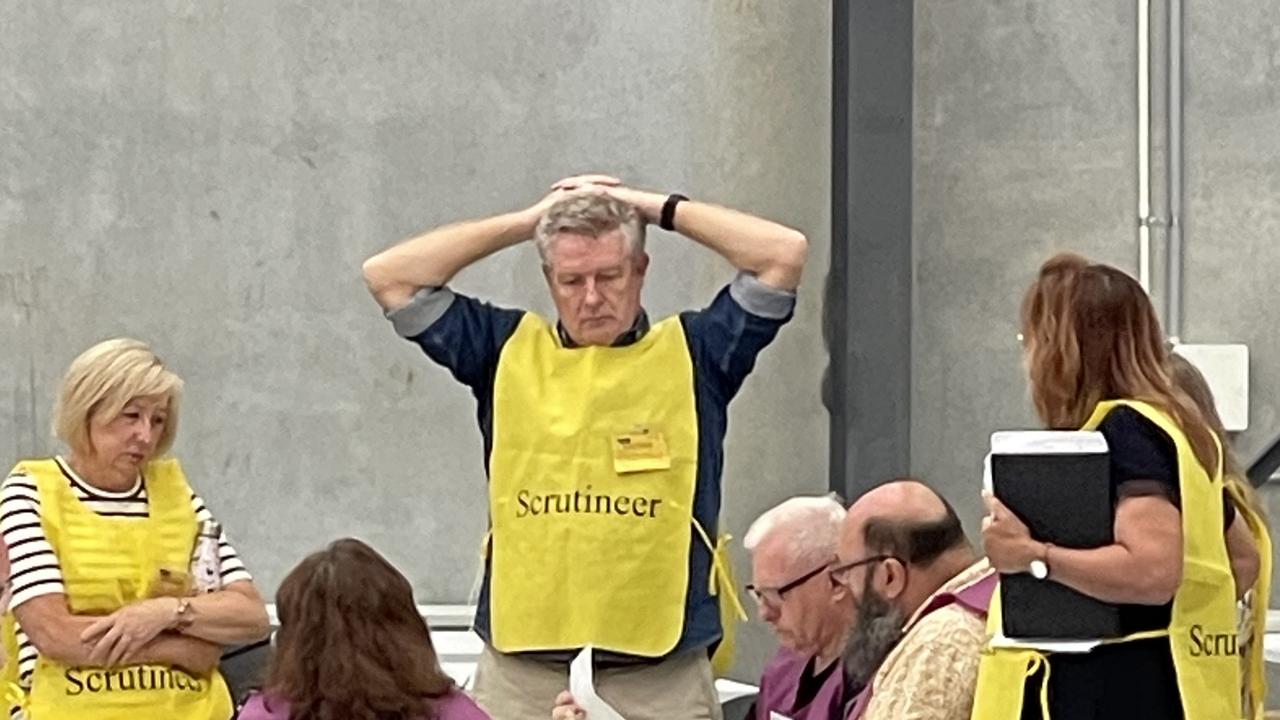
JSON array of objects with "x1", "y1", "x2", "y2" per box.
[
  {"x1": 834, "y1": 479, "x2": 974, "y2": 688},
  {"x1": 840, "y1": 478, "x2": 968, "y2": 569},
  {"x1": 845, "y1": 479, "x2": 948, "y2": 529}
]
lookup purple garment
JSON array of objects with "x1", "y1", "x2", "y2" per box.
[
  {"x1": 844, "y1": 570, "x2": 997, "y2": 720},
  {"x1": 237, "y1": 689, "x2": 491, "y2": 720},
  {"x1": 844, "y1": 685, "x2": 872, "y2": 720},
  {"x1": 756, "y1": 647, "x2": 846, "y2": 720}
]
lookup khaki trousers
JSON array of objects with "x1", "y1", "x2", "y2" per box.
[{"x1": 471, "y1": 644, "x2": 724, "y2": 720}]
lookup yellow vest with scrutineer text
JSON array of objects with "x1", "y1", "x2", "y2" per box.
[
  {"x1": 1, "y1": 458, "x2": 232, "y2": 720},
  {"x1": 970, "y1": 400, "x2": 1240, "y2": 720},
  {"x1": 487, "y1": 313, "x2": 744, "y2": 667}
]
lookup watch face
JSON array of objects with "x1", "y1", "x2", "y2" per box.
[{"x1": 1030, "y1": 560, "x2": 1048, "y2": 580}]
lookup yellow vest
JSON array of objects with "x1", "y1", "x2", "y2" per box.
[
  {"x1": 488, "y1": 314, "x2": 744, "y2": 664},
  {"x1": 2, "y1": 458, "x2": 232, "y2": 720},
  {"x1": 971, "y1": 400, "x2": 1240, "y2": 720},
  {"x1": 1228, "y1": 480, "x2": 1271, "y2": 720}
]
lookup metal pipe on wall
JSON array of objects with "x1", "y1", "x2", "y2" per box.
[
  {"x1": 1166, "y1": 0, "x2": 1185, "y2": 342},
  {"x1": 1137, "y1": 0, "x2": 1153, "y2": 292}
]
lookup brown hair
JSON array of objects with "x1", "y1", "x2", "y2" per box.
[
  {"x1": 862, "y1": 480, "x2": 968, "y2": 566},
  {"x1": 1020, "y1": 253, "x2": 1220, "y2": 475},
  {"x1": 266, "y1": 538, "x2": 454, "y2": 720},
  {"x1": 1168, "y1": 353, "x2": 1267, "y2": 522}
]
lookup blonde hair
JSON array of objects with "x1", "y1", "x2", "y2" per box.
[
  {"x1": 52, "y1": 338, "x2": 183, "y2": 457},
  {"x1": 533, "y1": 193, "x2": 646, "y2": 264}
]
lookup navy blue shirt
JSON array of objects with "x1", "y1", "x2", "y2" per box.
[{"x1": 390, "y1": 273, "x2": 795, "y2": 656}]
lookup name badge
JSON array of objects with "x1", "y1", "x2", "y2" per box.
[{"x1": 611, "y1": 427, "x2": 672, "y2": 474}]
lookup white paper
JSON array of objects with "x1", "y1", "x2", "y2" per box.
[
  {"x1": 715, "y1": 678, "x2": 760, "y2": 703},
  {"x1": 569, "y1": 646, "x2": 626, "y2": 720},
  {"x1": 989, "y1": 632, "x2": 1101, "y2": 654},
  {"x1": 989, "y1": 430, "x2": 1108, "y2": 456}
]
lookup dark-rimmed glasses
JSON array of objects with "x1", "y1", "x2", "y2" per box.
[
  {"x1": 745, "y1": 563, "x2": 830, "y2": 607},
  {"x1": 827, "y1": 555, "x2": 895, "y2": 585}
]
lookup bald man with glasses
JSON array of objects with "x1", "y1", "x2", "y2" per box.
[{"x1": 835, "y1": 479, "x2": 996, "y2": 720}]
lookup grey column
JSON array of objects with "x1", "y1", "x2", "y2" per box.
[{"x1": 828, "y1": 0, "x2": 914, "y2": 501}]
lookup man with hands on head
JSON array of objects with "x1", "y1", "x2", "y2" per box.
[{"x1": 363, "y1": 174, "x2": 807, "y2": 719}]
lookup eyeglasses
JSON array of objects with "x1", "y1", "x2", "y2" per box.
[
  {"x1": 827, "y1": 555, "x2": 895, "y2": 585},
  {"x1": 745, "y1": 563, "x2": 830, "y2": 607}
]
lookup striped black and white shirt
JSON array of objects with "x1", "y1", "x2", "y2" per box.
[{"x1": 0, "y1": 456, "x2": 253, "y2": 698}]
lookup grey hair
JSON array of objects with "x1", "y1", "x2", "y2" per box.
[
  {"x1": 533, "y1": 193, "x2": 646, "y2": 264},
  {"x1": 744, "y1": 494, "x2": 846, "y2": 567}
]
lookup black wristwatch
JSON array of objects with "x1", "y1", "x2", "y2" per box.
[{"x1": 659, "y1": 193, "x2": 688, "y2": 231}]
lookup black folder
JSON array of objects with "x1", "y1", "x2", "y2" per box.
[{"x1": 988, "y1": 431, "x2": 1122, "y2": 640}]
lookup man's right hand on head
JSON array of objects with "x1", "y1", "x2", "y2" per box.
[
  {"x1": 548, "y1": 174, "x2": 666, "y2": 225},
  {"x1": 522, "y1": 175, "x2": 620, "y2": 229}
]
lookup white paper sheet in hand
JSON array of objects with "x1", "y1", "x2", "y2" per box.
[{"x1": 569, "y1": 646, "x2": 626, "y2": 720}]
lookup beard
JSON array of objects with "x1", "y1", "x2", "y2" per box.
[{"x1": 840, "y1": 583, "x2": 907, "y2": 692}]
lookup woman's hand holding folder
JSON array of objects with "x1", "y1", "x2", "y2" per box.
[{"x1": 982, "y1": 491, "x2": 1046, "y2": 575}]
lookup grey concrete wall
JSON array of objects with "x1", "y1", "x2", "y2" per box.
[
  {"x1": 1182, "y1": 0, "x2": 1280, "y2": 463},
  {"x1": 913, "y1": 0, "x2": 1280, "y2": 536},
  {"x1": 913, "y1": 2, "x2": 1139, "y2": 533},
  {"x1": 0, "y1": 2, "x2": 830, "y2": 680}
]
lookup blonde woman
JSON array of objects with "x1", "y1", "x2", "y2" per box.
[{"x1": 0, "y1": 338, "x2": 270, "y2": 719}]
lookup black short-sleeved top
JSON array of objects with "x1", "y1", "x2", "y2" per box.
[{"x1": 1020, "y1": 407, "x2": 1235, "y2": 720}]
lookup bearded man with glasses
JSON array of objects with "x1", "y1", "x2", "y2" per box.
[{"x1": 834, "y1": 479, "x2": 996, "y2": 720}]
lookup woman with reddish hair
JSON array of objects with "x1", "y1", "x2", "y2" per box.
[
  {"x1": 972, "y1": 254, "x2": 1260, "y2": 720},
  {"x1": 238, "y1": 538, "x2": 489, "y2": 720}
]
